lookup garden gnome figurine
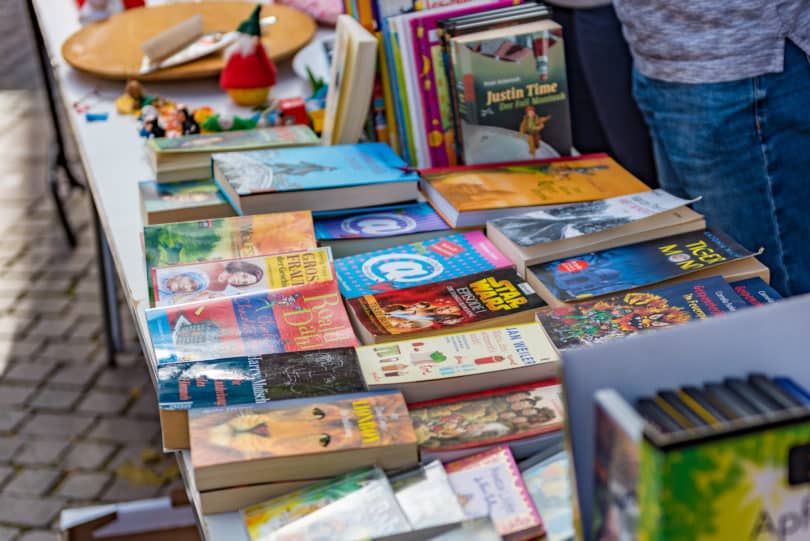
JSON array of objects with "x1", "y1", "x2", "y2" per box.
[{"x1": 219, "y1": 5, "x2": 277, "y2": 107}]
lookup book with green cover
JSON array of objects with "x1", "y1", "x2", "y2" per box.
[{"x1": 138, "y1": 179, "x2": 234, "y2": 225}]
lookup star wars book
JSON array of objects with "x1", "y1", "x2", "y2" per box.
[
  {"x1": 534, "y1": 276, "x2": 748, "y2": 350},
  {"x1": 139, "y1": 179, "x2": 235, "y2": 225},
  {"x1": 189, "y1": 390, "x2": 418, "y2": 490},
  {"x1": 346, "y1": 268, "x2": 547, "y2": 344}
]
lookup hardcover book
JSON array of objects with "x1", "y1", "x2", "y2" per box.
[
  {"x1": 535, "y1": 276, "x2": 748, "y2": 350},
  {"x1": 347, "y1": 268, "x2": 547, "y2": 344},
  {"x1": 189, "y1": 390, "x2": 418, "y2": 490},
  {"x1": 410, "y1": 380, "x2": 564, "y2": 462},
  {"x1": 356, "y1": 322, "x2": 559, "y2": 402},
  {"x1": 527, "y1": 228, "x2": 756, "y2": 303},
  {"x1": 419, "y1": 154, "x2": 651, "y2": 227},
  {"x1": 138, "y1": 179, "x2": 234, "y2": 225},
  {"x1": 335, "y1": 231, "x2": 512, "y2": 298},
  {"x1": 390, "y1": 461, "x2": 467, "y2": 529},
  {"x1": 146, "y1": 280, "x2": 358, "y2": 365},
  {"x1": 450, "y1": 18, "x2": 571, "y2": 165},
  {"x1": 730, "y1": 277, "x2": 782, "y2": 306},
  {"x1": 151, "y1": 247, "x2": 334, "y2": 306},
  {"x1": 445, "y1": 445, "x2": 544, "y2": 540},
  {"x1": 143, "y1": 212, "x2": 317, "y2": 305}
]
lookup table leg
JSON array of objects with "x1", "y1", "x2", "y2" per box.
[{"x1": 92, "y1": 201, "x2": 123, "y2": 367}]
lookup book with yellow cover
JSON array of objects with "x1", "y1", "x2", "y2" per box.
[{"x1": 419, "y1": 153, "x2": 650, "y2": 227}]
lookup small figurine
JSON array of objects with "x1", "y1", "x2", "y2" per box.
[
  {"x1": 519, "y1": 106, "x2": 551, "y2": 156},
  {"x1": 219, "y1": 5, "x2": 277, "y2": 107},
  {"x1": 115, "y1": 80, "x2": 159, "y2": 115},
  {"x1": 201, "y1": 113, "x2": 258, "y2": 132},
  {"x1": 142, "y1": 116, "x2": 166, "y2": 138},
  {"x1": 78, "y1": 0, "x2": 124, "y2": 24},
  {"x1": 177, "y1": 107, "x2": 200, "y2": 135}
]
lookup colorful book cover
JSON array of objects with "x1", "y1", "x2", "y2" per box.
[
  {"x1": 152, "y1": 248, "x2": 334, "y2": 306},
  {"x1": 147, "y1": 125, "x2": 319, "y2": 154},
  {"x1": 314, "y1": 203, "x2": 449, "y2": 240},
  {"x1": 429, "y1": 518, "x2": 503, "y2": 541},
  {"x1": 390, "y1": 461, "x2": 467, "y2": 529},
  {"x1": 730, "y1": 277, "x2": 782, "y2": 306},
  {"x1": 211, "y1": 142, "x2": 419, "y2": 196},
  {"x1": 139, "y1": 179, "x2": 228, "y2": 212},
  {"x1": 410, "y1": 381, "x2": 563, "y2": 454},
  {"x1": 535, "y1": 276, "x2": 748, "y2": 349},
  {"x1": 529, "y1": 228, "x2": 755, "y2": 302},
  {"x1": 420, "y1": 154, "x2": 650, "y2": 213},
  {"x1": 146, "y1": 280, "x2": 358, "y2": 365},
  {"x1": 489, "y1": 189, "x2": 694, "y2": 247},
  {"x1": 445, "y1": 445, "x2": 544, "y2": 538},
  {"x1": 520, "y1": 450, "x2": 574, "y2": 541},
  {"x1": 451, "y1": 19, "x2": 570, "y2": 164},
  {"x1": 335, "y1": 231, "x2": 512, "y2": 298},
  {"x1": 157, "y1": 347, "x2": 365, "y2": 410},
  {"x1": 349, "y1": 268, "x2": 546, "y2": 337},
  {"x1": 189, "y1": 390, "x2": 416, "y2": 467},
  {"x1": 143, "y1": 212, "x2": 317, "y2": 304},
  {"x1": 356, "y1": 322, "x2": 558, "y2": 385}
]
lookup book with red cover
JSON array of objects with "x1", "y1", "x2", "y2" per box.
[{"x1": 146, "y1": 280, "x2": 358, "y2": 365}]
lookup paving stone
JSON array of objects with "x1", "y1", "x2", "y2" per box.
[
  {"x1": 19, "y1": 413, "x2": 95, "y2": 438},
  {"x1": 96, "y1": 365, "x2": 150, "y2": 391},
  {"x1": 57, "y1": 471, "x2": 110, "y2": 500},
  {"x1": 4, "y1": 468, "x2": 61, "y2": 497},
  {"x1": 48, "y1": 362, "x2": 102, "y2": 388},
  {"x1": 100, "y1": 476, "x2": 162, "y2": 502},
  {"x1": 0, "y1": 382, "x2": 36, "y2": 405},
  {"x1": 62, "y1": 441, "x2": 116, "y2": 471},
  {"x1": 3, "y1": 358, "x2": 56, "y2": 383},
  {"x1": 12, "y1": 296, "x2": 71, "y2": 317},
  {"x1": 88, "y1": 418, "x2": 160, "y2": 444},
  {"x1": 0, "y1": 465, "x2": 13, "y2": 486},
  {"x1": 17, "y1": 531, "x2": 58, "y2": 541},
  {"x1": 28, "y1": 387, "x2": 81, "y2": 411},
  {"x1": 14, "y1": 438, "x2": 70, "y2": 466},
  {"x1": 0, "y1": 495, "x2": 63, "y2": 527},
  {"x1": 0, "y1": 314, "x2": 34, "y2": 338},
  {"x1": 0, "y1": 408, "x2": 26, "y2": 432},
  {"x1": 0, "y1": 526, "x2": 20, "y2": 541},
  {"x1": 0, "y1": 435, "x2": 23, "y2": 461},
  {"x1": 28, "y1": 317, "x2": 74, "y2": 339},
  {"x1": 127, "y1": 388, "x2": 158, "y2": 419},
  {"x1": 68, "y1": 320, "x2": 101, "y2": 340},
  {"x1": 78, "y1": 390, "x2": 131, "y2": 415},
  {"x1": 6, "y1": 339, "x2": 46, "y2": 360},
  {"x1": 41, "y1": 341, "x2": 98, "y2": 363},
  {"x1": 30, "y1": 276, "x2": 72, "y2": 295}
]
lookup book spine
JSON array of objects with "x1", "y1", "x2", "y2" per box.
[
  {"x1": 383, "y1": 19, "x2": 411, "y2": 165},
  {"x1": 391, "y1": 21, "x2": 418, "y2": 166},
  {"x1": 411, "y1": 19, "x2": 449, "y2": 168},
  {"x1": 376, "y1": 34, "x2": 401, "y2": 154}
]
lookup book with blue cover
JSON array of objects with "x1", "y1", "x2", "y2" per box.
[
  {"x1": 527, "y1": 229, "x2": 756, "y2": 303},
  {"x1": 334, "y1": 231, "x2": 513, "y2": 298},
  {"x1": 314, "y1": 203, "x2": 449, "y2": 240},
  {"x1": 730, "y1": 277, "x2": 782, "y2": 306},
  {"x1": 211, "y1": 143, "x2": 421, "y2": 215}
]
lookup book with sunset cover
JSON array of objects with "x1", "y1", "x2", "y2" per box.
[
  {"x1": 347, "y1": 268, "x2": 546, "y2": 344},
  {"x1": 143, "y1": 212, "x2": 317, "y2": 305},
  {"x1": 146, "y1": 280, "x2": 357, "y2": 365},
  {"x1": 189, "y1": 390, "x2": 418, "y2": 491}
]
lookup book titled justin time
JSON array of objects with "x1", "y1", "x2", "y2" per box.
[{"x1": 451, "y1": 18, "x2": 571, "y2": 164}]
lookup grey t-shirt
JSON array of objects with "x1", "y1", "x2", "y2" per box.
[{"x1": 613, "y1": 0, "x2": 810, "y2": 83}]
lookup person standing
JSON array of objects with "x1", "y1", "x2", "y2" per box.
[{"x1": 613, "y1": 0, "x2": 810, "y2": 296}]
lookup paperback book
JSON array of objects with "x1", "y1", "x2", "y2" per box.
[
  {"x1": 138, "y1": 179, "x2": 234, "y2": 225},
  {"x1": 347, "y1": 268, "x2": 547, "y2": 344},
  {"x1": 356, "y1": 322, "x2": 559, "y2": 402},
  {"x1": 335, "y1": 231, "x2": 512, "y2": 298},
  {"x1": 151, "y1": 247, "x2": 334, "y2": 306},
  {"x1": 146, "y1": 280, "x2": 358, "y2": 365},
  {"x1": 520, "y1": 448, "x2": 574, "y2": 541},
  {"x1": 143, "y1": 212, "x2": 317, "y2": 305},
  {"x1": 390, "y1": 461, "x2": 467, "y2": 529},
  {"x1": 730, "y1": 277, "x2": 782, "y2": 306},
  {"x1": 535, "y1": 276, "x2": 748, "y2": 350}
]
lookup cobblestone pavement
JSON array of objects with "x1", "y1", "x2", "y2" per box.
[{"x1": 0, "y1": 2, "x2": 178, "y2": 539}]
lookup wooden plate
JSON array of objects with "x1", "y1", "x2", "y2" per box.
[{"x1": 62, "y1": 3, "x2": 316, "y2": 81}]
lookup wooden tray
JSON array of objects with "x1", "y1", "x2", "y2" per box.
[{"x1": 62, "y1": 3, "x2": 316, "y2": 81}]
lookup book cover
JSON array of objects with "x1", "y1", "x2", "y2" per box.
[
  {"x1": 535, "y1": 276, "x2": 748, "y2": 349},
  {"x1": 152, "y1": 248, "x2": 334, "y2": 306},
  {"x1": 445, "y1": 445, "x2": 544, "y2": 539},
  {"x1": 314, "y1": 202, "x2": 449, "y2": 240},
  {"x1": 529, "y1": 228, "x2": 755, "y2": 302},
  {"x1": 356, "y1": 322, "x2": 557, "y2": 385},
  {"x1": 335, "y1": 231, "x2": 512, "y2": 298},
  {"x1": 147, "y1": 125, "x2": 319, "y2": 155},
  {"x1": 428, "y1": 517, "x2": 503, "y2": 540},
  {"x1": 211, "y1": 143, "x2": 418, "y2": 196},
  {"x1": 451, "y1": 19, "x2": 570, "y2": 164},
  {"x1": 488, "y1": 190, "x2": 694, "y2": 248},
  {"x1": 146, "y1": 280, "x2": 357, "y2": 365},
  {"x1": 139, "y1": 179, "x2": 227, "y2": 212},
  {"x1": 157, "y1": 347, "x2": 365, "y2": 410},
  {"x1": 520, "y1": 450, "x2": 574, "y2": 541},
  {"x1": 730, "y1": 277, "x2": 782, "y2": 306},
  {"x1": 410, "y1": 381, "x2": 563, "y2": 453},
  {"x1": 420, "y1": 154, "x2": 650, "y2": 213},
  {"x1": 349, "y1": 268, "x2": 546, "y2": 337},
  {"x1": 390, "y1": 461, "x2": 467, "y2": 529},
  {"x1": 143, "y1": 212, "x2": 317, "y2": 304},
  {"x1": 189, "y1": 390, "x2": 416, "y2": 468}
]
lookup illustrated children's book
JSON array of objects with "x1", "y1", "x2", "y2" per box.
[
  {"x1": 445, "y1": 445, "x2": 544, "y2": 540},
  {"x1": 730, "y1": 277, "x2": 782, "y2": 306},
  {"x1": 335, "y1": 231, "x2": 512, "y2": 299},
  {"x1": 347, "y1": 268, "x2": 547, "y2": 344},
  {"x1": 143, "y1": 212, "x2": 317, "y2": 305},
  {"x1": 527, "y1": 228, "x2": 758, "y2": 304},
  {"x1": 519, "y1": 447, "x2": 575, "y2": 541},
  {"x1": 189, "y1": 390, "x2": 418, "y2": 490},
  {"x1": 146, "y1": 280, "x2": 357, "y2": 365},
  {"x1": 139, "y1": 179, "x2": 234, "y2": 225},
  {"x1": 411, "y1": 380, "x2": 564, "y2": 462},
  {"x1": 356, "y1": 322, "x2": 559, "y2": 402},
  {"x1": 151, "y1": 247, "x2": 334, "y2": 306},
  {"x1": 389, "y1": 461, "x2": 467, "y2": 529},
  {"x1": 534, "y1": 276, "x2": 749, "y2": 350},
  {"x1": 419, "y1": 154, "x2": 651, "y2": 227},
  {"x1": 211, "y1": 143, "x2": 420, "y2": 215}
]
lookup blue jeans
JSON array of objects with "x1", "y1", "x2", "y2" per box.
[{"x1": 632, "y1": 39, "x2": 810, "y2": 296}]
